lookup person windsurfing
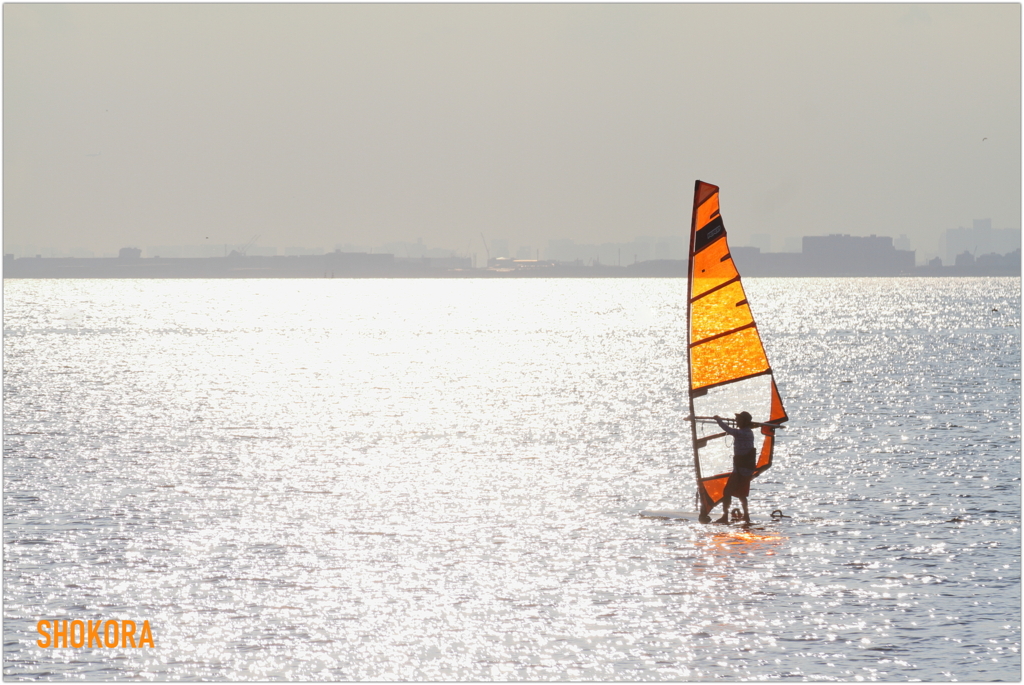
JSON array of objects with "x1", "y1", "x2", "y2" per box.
[{"x1": 712, "y1": 412, "x2": 756, "y2": 524}]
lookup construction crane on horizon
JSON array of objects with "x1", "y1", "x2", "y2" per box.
[
  {"x1": 238, "y1": 235, "x2": 260, "y2": 256},
  {"x1": 479, "y1": 233, "x2": 490, "y2": 263}
]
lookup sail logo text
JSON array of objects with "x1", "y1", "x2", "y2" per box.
[{"x1": 36, "y1": 620, "x2": 155, "y2": 648}]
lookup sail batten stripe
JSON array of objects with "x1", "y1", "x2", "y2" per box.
[
  {"x1": 695, "y1": 431, "x2": 729, "y2": 449},
  {"x1": 689, "y1": 369, "x2": 777, "y2": 396},
  {"x1": 689, "y1": 275, "x2": 741, "y2": 303},
  {"x1": 689, "y1": 321, "x2": 756, "y2": 348}
]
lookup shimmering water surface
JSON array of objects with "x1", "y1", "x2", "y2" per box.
[{"x1": 4, "y1": 278, "x2": 1020, "y2": 681}]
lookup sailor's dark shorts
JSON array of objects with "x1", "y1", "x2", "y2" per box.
[{"x1": 725, "y1": 467, "x2": 754, "y2": 498}]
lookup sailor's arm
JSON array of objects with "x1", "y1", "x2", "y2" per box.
[{"x1": 713, "y1": 415, "x2": 739, "y2": 436}]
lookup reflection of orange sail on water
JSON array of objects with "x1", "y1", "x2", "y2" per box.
[
  {"x1": 696, "y1": 528, "x2": 786, "y2": 553},
  {"x1": 686, "y1": 180, "x2": 789, "y2": 515}
]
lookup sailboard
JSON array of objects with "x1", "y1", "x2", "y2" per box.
[
  {"x1": 686, "y1": 181, "x2": 788, "y2": 522},
  {"x1": 638, "y1": 509, "x2": 703, "y2": 521}
]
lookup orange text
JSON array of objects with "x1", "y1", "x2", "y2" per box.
[{"x1": 36, "y1": 619, "x2": 154, "y2": 648}]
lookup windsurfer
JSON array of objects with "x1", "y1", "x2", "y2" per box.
[{"x1": 711, "y1": 412, "x2": 757, "y2": 524}]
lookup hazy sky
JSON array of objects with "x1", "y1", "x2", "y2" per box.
[{"x1": 4, "y1": 3, "x2": 1020, "y2": 257}]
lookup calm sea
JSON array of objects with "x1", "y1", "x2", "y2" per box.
[{"x1": 3, "y1": 277, "x2": 1020, "y2": 681}]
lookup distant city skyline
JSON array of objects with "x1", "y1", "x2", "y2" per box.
[
  {"x1": 6, "y1": 230, "x2": 1018, "y2": 279},
  {"x1": 6, "y1": 218, "x2": 1020, "y2": 268},
  {"x1": 4, "y1": 4, "x2": 1020, "y2": 264}
]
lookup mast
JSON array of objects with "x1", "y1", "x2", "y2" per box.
[{"x1": 686, "y1": 180, "x2": 704, "y2": 512}]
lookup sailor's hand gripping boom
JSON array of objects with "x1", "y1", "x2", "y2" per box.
[{"x1": 685, "y1": 415, "x2": 786, "y2": 430}]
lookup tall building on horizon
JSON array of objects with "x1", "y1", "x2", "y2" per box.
[{"x1": 943, "y1": 219, "x2": 1020, "y2": 265}]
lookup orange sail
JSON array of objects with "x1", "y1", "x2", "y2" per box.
[{"x1": 686, "y1": 180, "x2": 788, "y2": 516}]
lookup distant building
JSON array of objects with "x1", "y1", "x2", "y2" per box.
[
  {"x1": 944, "y1": 220, "x2": 1020, "y2": 265},
  {"x1": 118, "y1": 247, "x2": 142, "y2": 259},
  {"x1": 749, "y1": 233, "x2": 772, "y2": 253},
  {"x1": 397, "y1": 255, "x2": 472, "y2": 270},
  {"x1": 545, "y1": 239, "x2": 579, "y2": 262},
  {"x1": 955, "y1": 251, "x2": 975, "y2": 267},
  {"x1": 379, "y1": 240, "x2": 458, "y2": 260},
  {"x1": 977, "y1": 248, "x2": 1021, "y2": 272},
  {"x1": 781, "y1": 236, "x2": 802, "y2": 253},
  {"x1": 486, "y1": 257, "x2": 557, "y2": 271},
  {"x1": 801, "y1": 234, "x2": 915, "y2": 276},
  {"x1": 490, "y1": 239, "x2": 510, "y2": 259},
  {"x1": 728, "y1": 246, "x2": 805, "y2": 276},
  {"x1": 547, "y1": 236, "x2": 685, "y2": 265},
  {"x1": 146, "y1": 244, "x2": 218, "y2": 258}
]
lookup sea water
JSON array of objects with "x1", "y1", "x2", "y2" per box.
[{"x1": 3, "y1": 277, "x2": 1019, "y2": 681}]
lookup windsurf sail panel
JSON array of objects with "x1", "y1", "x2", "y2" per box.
[{"x1": 686, "y1": 180, "x2": 788, "y2": 515}]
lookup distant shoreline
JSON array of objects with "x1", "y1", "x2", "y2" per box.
[{"x1": 3, "y1": 253, "x2": 1019, "y2": 279}]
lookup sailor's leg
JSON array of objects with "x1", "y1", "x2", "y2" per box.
[
  {"x1": 739, "y1": 496, "x2": 750, "y2": 524},
  {"x1": 714, "y1": 495, "x2": 731, "y2": 523}
]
